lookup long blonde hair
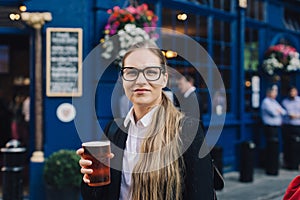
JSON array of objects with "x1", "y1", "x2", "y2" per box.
[{"x1": 123, "y1": 41, "x2": 185, "y2": 200}]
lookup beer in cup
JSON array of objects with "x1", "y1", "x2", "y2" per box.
[{"x1": 82, "y1": 141, "x2": 111, "y2": 186}]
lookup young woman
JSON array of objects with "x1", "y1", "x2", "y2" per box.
[{"x1": 77, "y1": 41, "x2": 214, "y2": 200}]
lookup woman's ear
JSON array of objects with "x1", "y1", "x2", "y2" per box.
[{"x1": 162, "y1": 73, "x2": 168, "y2": 88}]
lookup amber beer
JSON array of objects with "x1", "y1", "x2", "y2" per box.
[{"x1": 82, "y1": 141, "x2": 111, "y2": 186}]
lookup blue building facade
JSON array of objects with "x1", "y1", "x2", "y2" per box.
[{"x1": 1, "y1": 0, "x2": 300, "y2": 199}]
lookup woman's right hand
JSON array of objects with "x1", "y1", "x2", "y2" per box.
[
  {"x1": 76, "y1": 148, "x2": 93, "y2": 184},
  {"x1": 76, "y1": 147, "x2": 115, "y2": 184}
]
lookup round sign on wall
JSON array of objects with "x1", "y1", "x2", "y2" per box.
[{"x1": 56, "y1": 103, "x2": 76, "y2": 122}]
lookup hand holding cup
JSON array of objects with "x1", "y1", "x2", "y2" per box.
[{"x1": 77, "y1": 141, "x2": 113, "y2": 186}]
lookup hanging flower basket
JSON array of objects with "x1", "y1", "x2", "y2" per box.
[
  {"x1": 262, "y1": 44, "x2": 300, "y2": 75},
  {"x1": 101, "y1": 4, "x2": 159, "y2": 65}
]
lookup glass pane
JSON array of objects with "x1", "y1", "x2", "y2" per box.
[
  {"x1": 213, "y1": 43, "x2": 231, "y2": 66},
  {"x1": 244, "y1": 28, "x2": 259, "y2": 71},
  {"x1": 187, "y1": 15, "x2": 208, "y2": 38},
  {"x1": 214, "y1": 68, "x2": 231, "y2": 89},
  {"x1": 213, "y1": 0, "x2": 231, "y2": 12},
  {"x1": 175, "y1": 11, "x2": 186, "y2": 34},
  {"x1": 187, "y1": 14, "x2": 197, "y2": 36},
  {"x1": 199, "y1": 41, "x2": 208, "y2": 52},
  {"x1": 223, "y1": 45, "x2": 231, "y2": 66},
  {"x1": 199, "y1": 16, "x2": 208, "y2": 38},
  {"x1": 162, "y1": 8, "x2": 174, "y2": 31},
  {"x1": 284, "y1": 7, "x2": 300, "y2": 31},
  {"x1": 211, "y1": 20, "x2": 233, "y2": 44},
  {"x1": 213, "y1": 44, "x2": 221, "y2": 65},
  {"x1": 246, "y1": 0, "x2": 265, "y2": 21}
]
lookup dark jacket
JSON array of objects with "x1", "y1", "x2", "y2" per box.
[
  {"x1": 81, "y1": 117, "x2": 214, "y2": 200},
  {"x1": 176, "y1": 91, "x2": 203, "y2": 120}
]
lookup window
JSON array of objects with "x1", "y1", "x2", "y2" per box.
[
  {"x1": 213, "y1": 0, "x2": 232, "y2": 12},
  {"x1": 246, "y1": 0, "x2": 265, "y2": 21},
  {"x1": 162, "y1": 7, "x2": 234, "y2": 115},
  {"x1": 284, "y1": 7, "x2": 300, "y2": 32},
  {"x1": 212, "y1": 18, "x2": 233, "y2": 113},
  {"x1": 244, "y1": 27, "x2": 259, "y2": 112}
]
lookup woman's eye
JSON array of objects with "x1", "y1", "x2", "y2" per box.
[
  {"x1": 146, "y1": 70, "x2": 158, "y2": 76},
  {"x1": 126, "y1": 70, "x2": 138, "y2": 76}
]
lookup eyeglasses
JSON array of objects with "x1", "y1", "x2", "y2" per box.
[{"x1": 121, "y1": 66, "x2": 165, "y2": 81}]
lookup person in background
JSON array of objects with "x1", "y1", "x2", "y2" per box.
[
  {"x1": 22, "y1": 96, "x2": 30, "y2": 124},
  {"x1": 9, "y1": 94, "x2": 24, "y2": 141},
  {"x1": 281, "y1": 86, "x2": 300, "y2": 169},
  {"x1": 77, "y1": 40, "x2": 214, "y2": 200},
  {"x1": 22, "y1": 96, "x2": 30, "y2": 147},
  {"x1": 176, "y1": 75, "x2": 202, "y2": 120},
  {"x1": 261, "y1": 85, "x2": 286, "y2": 175}
]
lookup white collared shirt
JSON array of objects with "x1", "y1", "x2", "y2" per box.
[
  {"x1": 261, "y1": 97, "x2": 286, "y2": 126},
  {"x1": 119, "y1": 106, "x2": 158, "y2": 200},
  {"x1": 184, "y1": 86, "x2": 196, "y2": 98},
  {"x1": 282, "y1": 96, "x2": 300, "y2": 125}
]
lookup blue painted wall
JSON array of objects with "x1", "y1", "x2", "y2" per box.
[{"x1": 24, "y1": 0, "x2": 126, "y2": 156}]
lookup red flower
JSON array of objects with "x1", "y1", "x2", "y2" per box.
[{"x1": 102, "y1": 3, "x2": 158, "y2": 37}]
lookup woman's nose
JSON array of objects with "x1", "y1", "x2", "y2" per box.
[{"x1": 135, "y1": 71, "x2": 147, "y2": 83}]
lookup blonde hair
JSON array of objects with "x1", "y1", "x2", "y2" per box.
[
  {"x1": 123, "y1": 41, "x2": 185, "y2": 200},
  {"x1": 121, "y1": 40, "x2": 167, "y2": 68},
  {"x1": 131, "y1": 93, "x2": 185, "y2": 200}
]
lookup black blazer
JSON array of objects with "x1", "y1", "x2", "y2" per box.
[
  {"x1": 176, "y1": 91, "x2": 203, "y2": 120},
  {"x1": 81, "y1": 117, "x2": 214, "y2": 200}
]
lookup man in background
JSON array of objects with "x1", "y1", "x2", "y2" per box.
[
  {"x1": 261, "y1": 85, "x2": 286, "y2": 175},
  {"x1": 281, "y1": 86, "x2": 300, "y2": 169},
  {"x1": 176, "y1": 75, "x2": 202, "y2": 120}
]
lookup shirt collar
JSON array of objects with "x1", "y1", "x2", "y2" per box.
[
  {"x1": 124, "y1": 106, "x2": 159, "y2": 127},
  {"x1": 184, "y1": 86, "x2": 196, "y2": 98}
]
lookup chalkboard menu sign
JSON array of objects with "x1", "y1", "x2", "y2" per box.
[{"x1": 46, "y1": 28, "x2": 82, "y2": 97}]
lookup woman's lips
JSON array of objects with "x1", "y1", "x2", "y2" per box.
[{"x1": 133, "y1": 89, "x2": 150, "y2": 94}]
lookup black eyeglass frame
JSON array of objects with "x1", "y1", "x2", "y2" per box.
[{"x1": 120, "y1": 66, "x2": 166, "y2": 81}]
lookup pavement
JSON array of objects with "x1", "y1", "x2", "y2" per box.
[
  {"x1": 0, "y1": 167, "x2": 299, "y2": 200},
  {"x1": 216, "y1": 168, "x2": 300, "y2": 200}
]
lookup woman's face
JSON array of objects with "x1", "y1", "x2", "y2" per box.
[{"x1": 122, "y1": 49, "x2": 168, "y2": 108}]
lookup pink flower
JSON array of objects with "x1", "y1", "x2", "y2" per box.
[
  {"x1": 126, "y1": 6, "x2": 137, "y2": 14},
  {"x1": 113, "y1": 6, "x2": 120, "y2": 12},
  {"x1": 144, "y1": 27, "x2": 151, "y2": 34},
  {"x1": 108, "y1": 15, "x2": 117, "y2": 23},
  {"x1": 151, "y1": 21, "x2": 156, "y2": 27},
  {"x1": 151, "y1": 33, "x2": 159, "y2": 39},
  {"x1": 110, "y1": 29, "x2": 116, "y2": 35},
  {"x1": 105, "y1": 24, "x2": 110, "y2": 30},
  {"x1": 102, "y1": 3, "x2": 158, "y2": 38}
]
